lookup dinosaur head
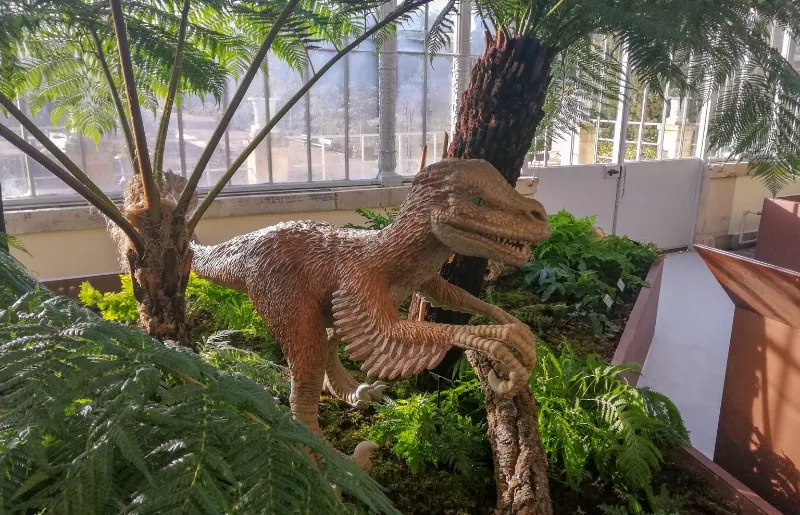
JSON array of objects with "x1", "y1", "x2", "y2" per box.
[{"x1": 409, "y1": 159, "x2": 550, "y2": 267}]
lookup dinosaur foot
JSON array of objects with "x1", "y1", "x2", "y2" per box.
[
  {"x1": 350, "y1": 441, "x2": 379, "y2": 472},
  {"x1": 350, "y1": 381, "x2": 388, "y2": 409}
]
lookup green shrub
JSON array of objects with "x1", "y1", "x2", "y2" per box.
[
  {"x1": 344, "y1": 207, "x2": 399, "y2": 230},
  {"x1": 79, "y1": 274, "x2": 140, "y2": 324},
  {"x1": 80, "y1": 272, "x2": 271, "y2": 339},
  {"x1": 0, "y1": 252, "x2": 399, "y2": 515},
  {"x1": 369, "y1": 379, "x2": 489, "y2": 477},
  {"x1": 533, "y1": 343, "x2": 689, "y2": 501},
  {"x1": 521, "y1": 211, "x2": 661, "y2": 332}
]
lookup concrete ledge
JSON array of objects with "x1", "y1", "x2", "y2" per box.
[
  {"x1": 6, "y1": 184, "x2": 409, "y2": 235},
  {"x1": 5, "y1": 178, "x2": 539, "y2": 236},
  {"x1": 611, "y1": 257, "x2": 664, "y2": 386}
]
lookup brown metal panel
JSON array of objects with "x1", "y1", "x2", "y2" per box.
[
  {"x1": 755, "y1": 195, "x2": 800, "y2": 274},
  {"x1": 694, "y1": 245, "x2": 800, "y2": 329},
  {"x1": 696, "y1": 245, "x2": 800, "y2": 514}
]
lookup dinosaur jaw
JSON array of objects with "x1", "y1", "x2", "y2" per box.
[{"x1": 434, "y1": 225, "x2": 534, "y2": 267}]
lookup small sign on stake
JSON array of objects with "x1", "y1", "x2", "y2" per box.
[
  {"x1": 603, "y1": 294, "x2": 614, "y2": 309},
  {"x1": 617, "y1": 278, "x2": 626, "y2": 292}
]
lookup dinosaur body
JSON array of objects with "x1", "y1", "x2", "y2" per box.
[{"x1": 191, "y1": 159, "x2": 550, "y2": 466}]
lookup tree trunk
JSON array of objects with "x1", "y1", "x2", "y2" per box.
[
  {"x1": 0, "y1": 181, "x2": 7, "y2": 254},
  {"x1": 425, "y1": 31, "x2": 556, "y2": 514},
  {"x1": 112, "y1": 172, "x2": 194, "y2": 346}
]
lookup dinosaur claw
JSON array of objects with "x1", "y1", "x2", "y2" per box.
[
  {"x1": 369, "y1": 381, "x2": 387, "y2": 401},
  {"x1": 355, "y1": 383, "x2": 372, "y2": 402},
  {"x1": 350, "y1": 440, "x2": 379, "y2": 472}
]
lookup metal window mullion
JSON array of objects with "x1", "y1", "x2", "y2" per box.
[
  {"x1": 421, "y1": 3, "x2": 429, "y2": 153},
  {"x1": 611, "y1": 44, "x2": 632, "y2": 165},
  {"x1": 611, "y1": 42, "x2": 632, "y2": 236},
  {"x1": 635, "y1": 87, "x2": 648, "y2": 161},
  {"x1": 594, "y1": 37, "x2": 610, "y2": 163},
  {"x1": 304, "y1": 67, "x2": 312, "y2": 182},
  {"x1": 344, "y1": 49, "x2": 350, "y2": 180},
  {"x1": 656, "y1": 81, "x2": 670, "y2": 159},
  {"x1": 78, "y1": 135, "x2": 88, "y2": 171},
  {"x1": 262, "y1": 68, "x2": 274, "y2": 183},
  {"x1": 677, "y1": 96, "x2": 689, "y2": 158}
]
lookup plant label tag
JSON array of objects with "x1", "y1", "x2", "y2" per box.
[
  {"x1": 603, "y1": 294, "x2": 613, "y2": 309},
  {"x1": 617, "y1": 279, "x2": 625, "y2": 292}
]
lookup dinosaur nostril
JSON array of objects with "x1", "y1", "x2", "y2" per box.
[{"x1": 530, "y1": 209, "x2": 546, "y2": 222}]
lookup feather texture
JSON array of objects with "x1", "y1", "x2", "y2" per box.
[{"x1": 333, "y1": 289, "x2": 449, "y2": 379}]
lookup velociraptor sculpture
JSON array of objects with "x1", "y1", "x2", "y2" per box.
[{"x1": 191, "y1": 159, "x2": 551, "y2": 467}]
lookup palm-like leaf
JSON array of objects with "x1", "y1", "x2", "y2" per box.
[
  {"x1": 0, "y1": 250, "x2": 400, "y2": 515},
  {"x1": 426, "y1": 0, "x2": 800, "y2": 191}
]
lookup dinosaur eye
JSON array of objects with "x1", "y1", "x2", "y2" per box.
[{"x1": 472, "y1": 197, "x2": 487, "y2": 207}]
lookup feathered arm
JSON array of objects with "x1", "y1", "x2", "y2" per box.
[
  {"x1": 417, "y1": 275, "x2": 519, "y2": 325},
  {"x1": 332, "y1": 272, "x2": 535, "y2": 396}
]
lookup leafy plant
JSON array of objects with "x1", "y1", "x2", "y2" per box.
[
  {"x1": 344, "y1": 207, "x2": 399, "y2": 230},
  {"x1": 199, "y1": 330, "x2": 289, "y2": 398},
  {"x1": 370, "y1": 379, "x2": 489, "y2": 477},
  {"x1": 81, "y1": 272, "x2": 270, "y2": 338},
  {"x1": 185, "y1": 273, "x2": 270, "y2": 338},
  {"x1": 79, "y1": 274, "x2": 140, "y2": 324},
  {"x1": 0, "y1": 232, "x2": 27, "y2": 255},
  {"x1": 533, "y1": 342, "x2": 689, "y2": 503},
  {"x1": 520, "y1": 211, "x2": 661, "y2": 333},
  {"x1": 0, "y1": 250, "x2": 400, "y2": 514}
]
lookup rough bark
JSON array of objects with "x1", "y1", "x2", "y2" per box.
[
  {"x1": 425, "y1": 31, "x2": 556, "y2": 514},
  {"x1": 112, "y1": 172, "x2": 195, "y2": 346},
  {"x1": 0, "y1": 181, "x2": 7, "y2": 254}
]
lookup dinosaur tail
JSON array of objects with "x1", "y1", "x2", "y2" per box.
[{"x1": 190, "y1": 240, "x2": 248, "y2": 292}]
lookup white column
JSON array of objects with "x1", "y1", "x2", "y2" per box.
[
  {"x1": 611, "y1": 43, "x2": 632, "y2": 236},
  {"x1": 378, "y1": 0, "x2": 401, "y2": 185},
  {"x1": 450, "y1": 0, "x2": 472, "y2": 135}
]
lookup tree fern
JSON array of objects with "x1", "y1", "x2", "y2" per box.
[
  {"x1": 0, "y1": 251, "x2": 400, "y2": 515},
  {"x1": 532, "y1": 343, "x2": 689, "y2": 498}
]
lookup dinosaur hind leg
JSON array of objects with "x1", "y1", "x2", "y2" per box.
[
  {"x1": 267, "y1": 309, "x2": 378, "y2": 472},
  {"x1": 324, "y1": 329, "x2": 387, "y2": 409}
]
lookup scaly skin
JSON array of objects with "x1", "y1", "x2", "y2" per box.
[{"x1": 191, "y1": 159, "x2": 551, "y2": 468}]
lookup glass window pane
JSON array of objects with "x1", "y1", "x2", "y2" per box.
[
  {"x1": 309, "y1": 50, "x2": 346, "y2": 181},
  {"x1": 348, "y1": 52, "x2": 379, "y2": 180},
  {"x1": 227, "y1": 75, "x2": 269, "y2": 185},
  {"x1": 0, "y1": 109, "x2": 30, "y2": 198},
  {"x1": 397, "y1": 9, "x2": 425, "y2": 52},
  {"x1": 471, "y1": 13, "x2": 486, "y2": 55},
  {"x1": 396, "y1": 54, "x2": 424, "y2": 175},
  {"x1": 182, "y1": 93, "x2": 227, "y2": 188},
  {"x1": 24, "y1": 102, "x2": 71, "y2": 196},
  {"x1": 426, "y1": 55, "x2": 453, "y2": 165},
  {"x1": 427, "y1": 0, "x2": 453, "y2": 53},
  {"x1": 268, "y1": 53, "x2": 309, "y2": 183}
]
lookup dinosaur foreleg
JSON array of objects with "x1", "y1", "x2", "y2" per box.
[
  {"x1": 334, "y1": 285, "x2": 536, "y2": 398},
  {"x1": 419, "y1": 275, "x2": 518, "y2": 325},
  {"x1": 324, "y1": 329, "x2": 387, "y2": 408}
]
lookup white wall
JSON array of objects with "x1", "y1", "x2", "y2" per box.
[
  {"x1": 535, "y1": 164, "x2": 617, "y2": 231},
  {"x1": 616, "y1": 159, "x2": 702, "y2": 249},
  {"x1": 729, "y1": 175, "x2": 800, "y2": 234},
  {"x1": 536, "y1": 159, "x2": 703, "y2": 249}
]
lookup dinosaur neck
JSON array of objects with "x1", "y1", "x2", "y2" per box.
[{"x1": 372, "y1": 199, "x2": 452, "y2": 282}]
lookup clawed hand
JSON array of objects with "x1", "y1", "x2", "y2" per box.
[{"x1": 454, "y1": 318, "x2": 537, "y2": 398}]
